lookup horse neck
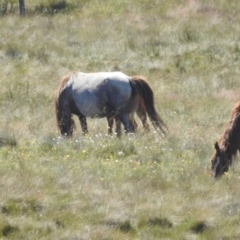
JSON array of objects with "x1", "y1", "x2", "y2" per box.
[{"x1": 220, "y1": 117, "x2": 240, "y2": 158}]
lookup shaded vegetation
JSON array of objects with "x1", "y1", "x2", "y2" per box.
[
  {"x1": 190, "y1": 221, "x2": 208, "y2": 234},
  {"x1": 148, "y1": 217, "x2": 173, "y2": 228}
]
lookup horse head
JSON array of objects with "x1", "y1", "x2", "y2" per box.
[{"x1": 211, "y1": 141, "x2": 231, "y2": 178}]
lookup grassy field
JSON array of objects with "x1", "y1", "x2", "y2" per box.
[{"x1": 1, "y1": 0, "x2": 240, "y2": 239}]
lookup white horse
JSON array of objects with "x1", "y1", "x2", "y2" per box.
[{"x1": 55, "y1": 71, "x2": 168, "y2": 137}]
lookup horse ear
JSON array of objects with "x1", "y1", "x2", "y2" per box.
[{"x1": 214, "y1": 142, "x2": 220, "y2": 152}]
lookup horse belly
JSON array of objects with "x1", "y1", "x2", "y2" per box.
[
  {"x1": 73, "y1": 92, "x2": 109, "y2": 118},
  {"x1": 81, "y1": 105, "x2": 108, "y2": 118}
]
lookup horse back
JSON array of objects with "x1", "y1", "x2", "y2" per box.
[{"x1": 70, "y1": 72, "x2": 136, "y2": 117}]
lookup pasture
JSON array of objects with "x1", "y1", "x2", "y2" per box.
[{"x1": 1, "y1": 0, "x2": 240, "y2": 239}]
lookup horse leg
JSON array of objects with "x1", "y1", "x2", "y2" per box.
[
  {"x1": 78, "y1": 114, "x2": 88, "y2": 135},
  {"x1": 117, "y1": 113, "x2": 134, "y2": 134},
  {"x1": 115, "y1": 116, "x2": 122, "y2": 137},
  {"x1": 136, "y1": 105, "x2": 150, "y2": 132},
  {"x1": 107, "y1": 116, "x2": 122, "y2": 137},
  {"x1": 129, "y1": 113, "x2": 138, "y2": 132},
  {"x1": 107, "y1": 116, "x2": 114, "y2": 135}
]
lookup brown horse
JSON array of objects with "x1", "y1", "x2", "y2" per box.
[
  {"x1": 211, "y1": 101, "x2": 240, "y2": 177},
  {"x1": 55, "y1": 71, "x2": 168, "y2": 137}
]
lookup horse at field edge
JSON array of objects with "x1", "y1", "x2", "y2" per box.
[
  {"x1": 55, "y1": 71, "x2": 168, "y2": 137},
  {"x1": 211, "y1": 101, "x2": 240, "y2": 177}
]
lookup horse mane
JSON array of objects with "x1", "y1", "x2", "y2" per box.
[
  {"x1": 55, "y1": 73, "x2": 74, "y2": 131},
  {"x1": 130, "y1": 76, "x2": 168, "y2": 135},
  {"x1": 55, "y1": 73, "x2": 72, "y2": 98},
  {"x1": 218, "y1": 101, "x2": 240, "y2": 157}
]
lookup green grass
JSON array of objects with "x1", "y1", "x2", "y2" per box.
[{"x1": 1, "y1": 0, "x2": 240, "y2": 239}]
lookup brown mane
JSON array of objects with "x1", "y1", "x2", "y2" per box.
[
  {"x1": 218, "y1": 101, "x2": 240, "y2": 156},
  {"x1": 55, "y1": 73, "x2": 72, "y2": 99}
]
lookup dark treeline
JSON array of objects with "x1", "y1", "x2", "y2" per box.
[{"x1": 0, "y1": 0, "x2": 73, "y2": 16}]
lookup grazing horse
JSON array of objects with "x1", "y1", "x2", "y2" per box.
[
  {"x1": 55, "y1": 71, "x2": 168, "y2": 137},
  {"x1": 211, "y1": 101, "x2": 240, "y2": 177}
]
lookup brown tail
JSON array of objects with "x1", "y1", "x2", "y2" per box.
[
  {"x1": 55, "y1": 73, "x2": 76, "y2": 136},
  {"x1": 130, "y1": 76, "x2": 168, "y2": 136}
]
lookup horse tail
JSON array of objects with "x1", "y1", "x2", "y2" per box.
[
  {"x1": 55, "y1": 73, "x2": 76, "y2": 136},
  {"x1": 130, "y1": 76, "x2": 168, "y2": 136}
]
